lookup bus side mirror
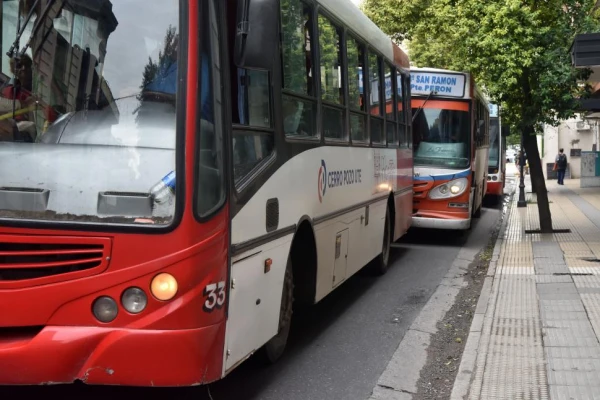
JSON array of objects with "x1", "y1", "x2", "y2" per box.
[{"x1": 234, "y1": 0, "x2": 280, "y2": 71}]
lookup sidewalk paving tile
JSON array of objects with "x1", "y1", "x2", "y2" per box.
[
  {"x1": 463, "y1": 177, "x2": 600, "y2": 399},
  {"x1": 550, "y1": 385, "x2": 600, "y2": 400},
  {"x1": 536, "y1": 275, "x2": 574, "y2": 284}
]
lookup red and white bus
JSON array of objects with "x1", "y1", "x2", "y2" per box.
[
  {"x1": 485, "y1": 103, "x2": 506, "y2": 199},
  {"x1": 411, "y1": 68, "x2": 489, "y2": 230},
  {"x1": 0, "y1": 0, "x2": 412, "y2": 387}
]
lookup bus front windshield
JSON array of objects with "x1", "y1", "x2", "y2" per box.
[
  {"x1": 412, "y1": 103, "x2": 470, "y2": 169},
  {"x1": 489, "y1": 118, "x2": 500, "y2": 169},
  {"x1": 0, "y1": 0, "x2": 180, "y2": 225}
]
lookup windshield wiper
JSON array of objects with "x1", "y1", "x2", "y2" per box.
[{"x1": 412, "y1": 90, "x2": 437, "y2": 123}]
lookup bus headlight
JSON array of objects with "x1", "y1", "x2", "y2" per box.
[
  {"x1": 450, "y1": 183, "x2": 463, "y2": 194},
  {"x1": 429, "y1": 178, "x2": 468, "y2": 200},
  {"x1": 92, "y1": 296, "x2": 118, "y2": 323},
  {"x1": 122, "y1": 287, "x2": 148, "y2": 314}
]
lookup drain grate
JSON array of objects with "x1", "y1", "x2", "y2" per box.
[
  {"x1": 579, "y1": 257, "x2": 600, "y2": 263},
  {"x1": 525, "y1": 229, "x2": 571, "y2": 234},
  {"x1": 553, "y1": 272, "x2": 594, "y2": 276}
]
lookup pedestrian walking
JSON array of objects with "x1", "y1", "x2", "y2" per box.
[
  {"x1": 516, "y1": 150, "x2": 527, "y2": 176},
  {"x1": 554, "y1": 148, "x2": 568, "y2": 185}
]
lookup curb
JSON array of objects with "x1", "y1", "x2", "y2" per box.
[{"x1": 449, "y1": 185, "x2": 516, "y2": 400}]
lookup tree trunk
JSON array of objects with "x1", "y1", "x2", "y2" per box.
[
  {"x1": 522, "y1": 125, "x2": 553, "y2": 232},
  {"x1": 530, "y1": 172, "x2": 538, "y2": 193}
]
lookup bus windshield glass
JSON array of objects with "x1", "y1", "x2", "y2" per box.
[
  {"x1": 412, "y1": 102, "x2": 470, "y2": 169},
  {"x1": 489, "y1": 118, "x2": 500, "y2": 168},
  {"x1": 0, "y1": 0, "x2": 180, "y2": 226}
]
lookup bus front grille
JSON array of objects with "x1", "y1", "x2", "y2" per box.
[
  {"x1": 413, "y1": 181, "x2": 432, "y2": 199},
  {"x1": 0, "y1": 235, "x2": 112, "y2": 288}
]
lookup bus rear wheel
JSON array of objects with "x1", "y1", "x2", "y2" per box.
[
  {"x1": 259, "y1": 258, "x2": 294, "y2": 364},
  {"x1": 473, "y1": 187, "x2": 483, "y2": 218},
  {"x1": 370, "y1": 206, "x2": 391, "y2": 276}
]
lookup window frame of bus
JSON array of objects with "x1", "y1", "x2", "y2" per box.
[
  {"x1": 320, "y1": 12, "x2": 370, "y2": 148},
  {"x1": 195, "y1": 0, "x2": 228, "y2": 220},
  {"x1": 318, "y1": 12, "x2": 347, "y2": 143},
  {"x1": 229, "y1": 67, "x2": 276, "y2": 192},
  {"x1": 395, "y1": 68, "x2": 403, "y2": 148},
  {"x1": 368, "y1": 49, "x2": 386, "y2": 147},
  {"x1": 402, "y1": 72, "x2": 412, "y2": 148},
  {"x1": 385, "y1": 62, "x2": 398, "y2": 148},
  {"x1": 345, "y1": 33, "x2": 369, "y2": 146},
  {"x1": 229, "y1": 0, "x2": 278, "y2": 193},
  {"x1": 280, "y1": 0, "x2": 319, "y2": 143},
  {"x1": 474, "y1": 98, "x2": 489, "y2": 149},
  {"x1": 484, "y1": 100, "x2": 490, "y2": 146},
  {"x1": 279, "y1": 2, "x2": 404, "y2": 149}
]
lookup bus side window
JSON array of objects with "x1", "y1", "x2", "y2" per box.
[
  {"x1": 385, "y1": 63, "x2": 397, "y2": 148},
  {"x1": 474, "y1": 100, "x2": 481, "y2": 147},
  {"x1": 318, "y1": 14, "x2": 345, "y2": 141},
  {"x1": 281, "y1": 0, "x2": 317, "y2": 138},
  {"x1": 403, "y1": 74, "x2": 412, "y2": 148},
  {"x1": 235, "y1": 69, "x2": 271, "y2": 128},
  {"x1": 397, "y1": 69, "x2": 406, "y2": 148},
  {"x1": 478, "y1": 100, "x2": 487, "y2": 147},
  {"x1": 347, "y1": 35, "x2": 367, "y2": 144},
  {"x1": 368, "y1": 51, "x2": 384, "y2": 145},
  {"x1": 226, "y1": 0, "x2": 274, "y2": 185},
  {"x1": 196, "y1": 0, "x2": 226, "y2": 217}
]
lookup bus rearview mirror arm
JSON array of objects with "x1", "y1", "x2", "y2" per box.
[{"x1": 234, "y1": 0, "x2": 280, "y2": 72}]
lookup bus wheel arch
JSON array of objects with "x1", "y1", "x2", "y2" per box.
[
  {"x1": 259, "y1": 257, "x2": 293, "y2": 364},
  {"x1": 259, "y1": 217, "x2": 316, "y2": 364},
  {"x1": 387, "y1": 194, "x2": 396, "y2": 241},
  {"x1": 370, "y1": 201, "x2": 392, "y2": 276},
  {"x1": 289, "y1": 217, "x2": 317, "y2": 307}
]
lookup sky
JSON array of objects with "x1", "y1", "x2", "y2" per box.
[{"x1": 351, "y1": 0, "x2": 362, "y2": 5}]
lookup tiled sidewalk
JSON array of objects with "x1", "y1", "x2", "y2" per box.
[{"x1": 461, "y1": 179, "x2": 600, "y2": 400}]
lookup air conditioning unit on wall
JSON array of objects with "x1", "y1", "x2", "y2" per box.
[{"x1": 576, "y1": 120, "x2": 591, "y2": 131}]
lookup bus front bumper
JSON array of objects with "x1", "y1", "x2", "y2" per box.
[
  {"x1": 486, "y1": 181, "x2": 503, "y2": 196},
  {"x1": 412, "y1": 216, "x2": 471, "y2": 230},
  {"x1": 0, "y1": 323, "x2": 225, "y2": 386}
]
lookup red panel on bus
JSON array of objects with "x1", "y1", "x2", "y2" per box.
[{"x1": 411, "y1": 99, "x2": 470, "y2": 112}]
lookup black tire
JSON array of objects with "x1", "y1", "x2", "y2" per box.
[
  {"x1": 370, "y1": 207, "x2": 392, "y2": 276},
  {"x1": 472, "y1": 188, "x2": 482, "y2": 218},
  {"x1": 259, "y1": 258, "x2": 294, "y2": 364},
  {"x1": 494, "y1": 194, "x2": 503, "y2": 206}
]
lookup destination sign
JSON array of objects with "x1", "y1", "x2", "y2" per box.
[{"x1": 410, "y1": 71, "x2": 466, "y2": 98}]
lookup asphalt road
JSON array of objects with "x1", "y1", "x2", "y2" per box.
[{"x1": 0, "y1": 197, "x2": 507, "y2": 400}]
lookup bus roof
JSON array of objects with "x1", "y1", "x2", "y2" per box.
[{"x1": 317, "y1": 0, "x2": 409, "y2": 69}]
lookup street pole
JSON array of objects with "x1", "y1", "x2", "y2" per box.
[{"x1": 517, "y1": 135, "x2": 527, "y2": 208}]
